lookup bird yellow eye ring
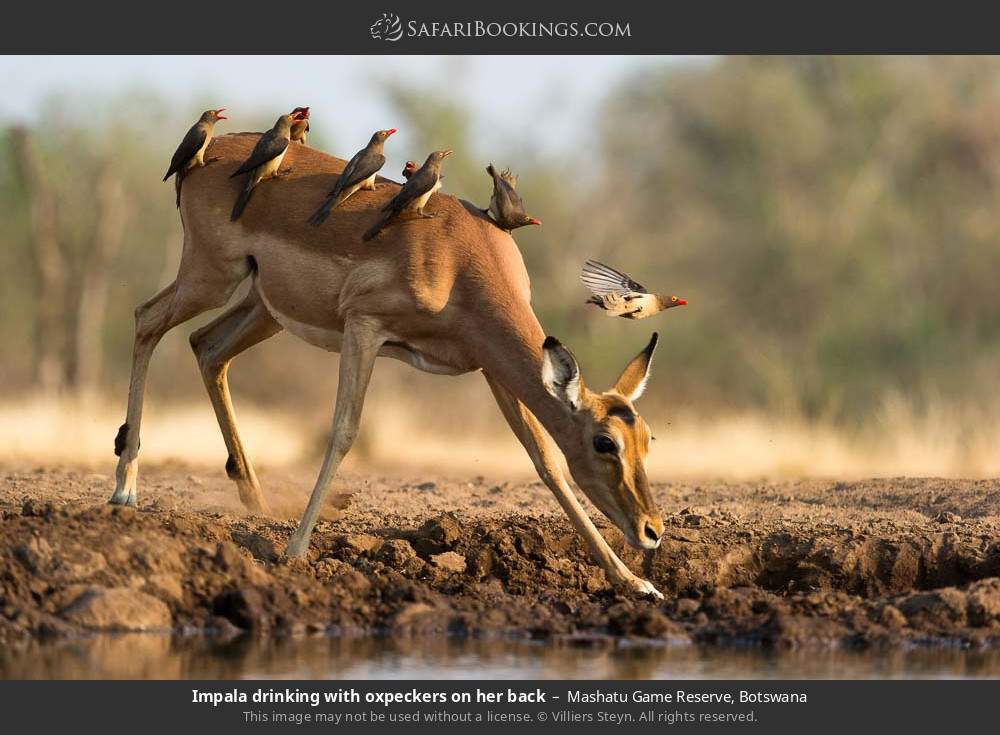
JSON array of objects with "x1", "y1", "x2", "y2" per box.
[{"x1": 671, "y1": 296, "x2": 678, "y2": 302}]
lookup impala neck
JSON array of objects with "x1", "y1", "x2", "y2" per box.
[{"x1": 473, "y1": 299, "x2": 579, "y2": 456}]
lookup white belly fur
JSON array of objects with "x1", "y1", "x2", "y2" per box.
[
  {"x1": 410, "y1": 180, "x2": 440, "y2": 212},
  {"x1": 185, "y1": 134, "x2": 213, "y2": 170},
  {"x1": 254, "y1": 148, "x2": 286, "y2": 185},
  {"x1": 256, "y1": 284, "x2": 343, "y2": 352},
  {"x1": 254, "y1": 282, "x2": 470, "y2": 375},
  {"x1": 341, "y1": 173, "x2": 373, "y2": 203},
  {"x1": 413, "y1": 190, "x2": 432, "y2": 211}
]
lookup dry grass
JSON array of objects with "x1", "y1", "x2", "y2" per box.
[{"x1": 1, "y1": 395, "x2": 997, "y2": 480}]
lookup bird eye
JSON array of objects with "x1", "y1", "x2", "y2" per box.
[
  {"x1": 593, "y1": 435, "x2": 617, "y2": 454},
  {"x1": 671, "y1": 296, "x2": 678, "y2": 302}
]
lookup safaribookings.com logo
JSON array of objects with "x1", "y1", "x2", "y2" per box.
[
  {"x1": 370, "y1": 13, "x2": 631, "y2": 42},
  {"x1": 370, "y1": 13, "x2": 404, "y2": 41}
]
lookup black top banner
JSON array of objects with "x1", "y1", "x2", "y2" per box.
[{"x1": 3, "y1": 1, "x2": 1000, "y2": 54}]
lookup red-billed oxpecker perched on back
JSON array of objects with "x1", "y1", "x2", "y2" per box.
[
  {"x1": 229, "y1": 111, "x2": 305, "y2": 221},
  {"x1": 308, "y1": 128, "x2": 396, "y2": 226},
  {"x1": 485, "y1": 163, "x2": 541, "y2": 231},
  {"x1": 362, "y1": 149, "x2": 451, "y2": 241},
  {"x1": 290, "y1": 106, "x2": 310, "y2": 144},
  {"x1": 402, "y1": 159, "x2": 443, "y2": 188},
  {"x1": 163, "y1": 108, "x2": 227, "y2": 207},
  {"x1": 581, "y1": 259, "x2": 688, "y2": 320}
]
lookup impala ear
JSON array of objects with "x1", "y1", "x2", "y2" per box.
[
  {"x1": 542, "y1": 336, "x2": 584, "y2": 411},
  {"x1": 614, "y1": 332, "x2": 658, "y2": 402}
]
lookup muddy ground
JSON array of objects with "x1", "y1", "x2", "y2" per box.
[{"x1": 1, "y1": 463, "x2": 999, "y2": 649}]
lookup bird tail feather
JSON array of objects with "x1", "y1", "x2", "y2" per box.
[
  {"x1": 229, "y1": 162, "x2": 252, "y2": 179},
  {"x1": 362, "y1": 212, "x2": 393, "y2": 242},
  {"x1": 308, "y1": 190, "x2": 349, "y2": 226},
  {"x1": 308, "y1": 196, "x2": 335, "y2": 226},
  {"x1": 230, "y1": 180, "x2": 254, "y2": 221}
]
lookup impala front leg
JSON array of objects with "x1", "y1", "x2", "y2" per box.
[
  {"x1": 484, "y1": 374, "x2": 663, "y2": 599},
  {"x1": 110, "y1": 276, "x2": 235, "y2": 507},
  {"x1": 286, "y1": 321, "x2": 382, "y2": 557}
]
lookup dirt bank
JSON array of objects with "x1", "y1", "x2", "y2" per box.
[{"x1": 1, "y1": 464, "x2": 999, "y2": 649}]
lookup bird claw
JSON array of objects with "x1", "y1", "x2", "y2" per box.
[
  {"x1": 275, "y1": 167, "x2": 294, "y2": 178},
  {"x1": 204, "y1": 156, "x2": 221, "y2": 165},
  {"x1": 419, "y1": 211, "x2": 436, "y2": 219}
]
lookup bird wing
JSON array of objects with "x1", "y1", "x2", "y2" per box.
[
  {"x1": 385, "y1": 168, "x2": 436, "y2": 212},
  {"x1": 164, "y1": 123, "x2": 207, "y2": 180},
  {"x1": 230, "y1": 131, "x2": 289, "y2": 177},
  {"x1": 580, "y1": 259, "x2": 647, "y2": 297},
  {"x1": 331, "y1": 150, "x2": 385, "y2": 196}
]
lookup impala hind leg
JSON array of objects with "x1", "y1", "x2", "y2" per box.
[
  {"x1": 109, "y1": 278, "x2": 241, "y2": 507},
  {"x1": 484, "y1": 374, "x2": 664, "y2": 599},
  {"x1": 189, "y1": 287, "x2": 282, "y2": 514},
  {"x1": 286, "y1": 321, "x2": 382, "y2": 557}
]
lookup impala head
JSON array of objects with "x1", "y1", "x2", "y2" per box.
[{"x1": 541, "y1": 332, "x2": 664, "y2": 550}]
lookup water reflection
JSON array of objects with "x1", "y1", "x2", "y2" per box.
[{"x1": 2, "y1": 635, "x2": 999, "y2": 680}]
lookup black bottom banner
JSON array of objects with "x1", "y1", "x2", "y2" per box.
[{"x1": 0, "y1": 679, "x2": 991, "y2": 732}]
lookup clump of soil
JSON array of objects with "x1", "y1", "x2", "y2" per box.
[{"x1": 1, "y1": 466, "x2": 999, "y2": 649}]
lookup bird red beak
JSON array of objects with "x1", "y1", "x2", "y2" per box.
[
  {"x1": 528, "y1": 218, "x2": 542, "y2": 226},
  {"x1": 442, "y1": 149, "x2": 453, "y2": 157},
  {"x1": 677, "y1": 298, "x2": 688, "y2": 306},
  {"x1": 386, "y1": 128, "x2": 397, "y2": 136},
  {"x1": 216, "y1": 108, "x2": 227, "y2": 120}
]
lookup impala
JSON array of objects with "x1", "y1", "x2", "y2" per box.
[{"x1": 109, "y1": 133, "x2": 667, "y2": 598}]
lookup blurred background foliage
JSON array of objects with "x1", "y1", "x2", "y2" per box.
[{"x1": 3, "y1": 56, "x2": 1000, "y2": 472}]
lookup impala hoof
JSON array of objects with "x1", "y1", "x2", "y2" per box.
[
  {"x1": 636, "y1": 580, "x2": 664, "y2": 601},
  {"x1": 615, "y1": 574, "x2": 664, "y2": 600},
  {"x1": 108, "y1": 489, "x2": 136, "y2": 507}
]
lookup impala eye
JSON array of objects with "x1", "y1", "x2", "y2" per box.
[{"x1": 593, "y1": 435, "x2": 617, "y2": 454}]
